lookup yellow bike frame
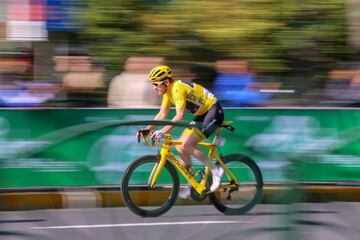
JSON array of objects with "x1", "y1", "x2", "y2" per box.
[{"x1": 147, "y1": 122, "x2": 239, "y2": 195}]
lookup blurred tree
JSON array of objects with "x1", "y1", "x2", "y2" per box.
[
  {"x1": 79, "y1": 0, "x2": 162, "y2": 74},
  {"x1": 79, "y1": 0, "x2": 351, "y2": 88}
]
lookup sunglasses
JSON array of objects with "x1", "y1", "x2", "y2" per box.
[{"x1": 152, "y1": 81, "x2": 165, "y2": 87}]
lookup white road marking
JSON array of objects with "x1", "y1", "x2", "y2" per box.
[{"x1": 31, "y1": 220, "x2": 251, "y2": 230}]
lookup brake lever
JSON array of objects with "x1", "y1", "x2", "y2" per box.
[
  {"x1": 137, "y1": 132, "x2": 147, "y2": 144},
  {"x1": 137, "y1": 133, "x2": 141, "y2": 143}
]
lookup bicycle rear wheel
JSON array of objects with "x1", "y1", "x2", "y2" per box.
[
  {"x1": 209, "y1": 154, "x2": 263, "y2": 215},
  {"x1": 121, "y1": 155, "x2": 180, "y2": 217}
]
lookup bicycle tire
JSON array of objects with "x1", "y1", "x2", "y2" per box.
[
  {"x1": 209, "y1": 154, "x2": 263, "y2": 215},
  {"x1": 121, "y1": 155, "x2": 180, "y2": 217}
]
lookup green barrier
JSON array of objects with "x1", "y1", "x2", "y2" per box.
[
  {"x1": 0, "y1": 108, "x2": 359, "y2": 188},
  {"x1": 223, "y1": 108, "x2": 360, "y2": 183}
]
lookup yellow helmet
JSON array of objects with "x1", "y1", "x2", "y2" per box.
[{"x1": 149, "y1": 65, "x2": 172, "y2": 82}]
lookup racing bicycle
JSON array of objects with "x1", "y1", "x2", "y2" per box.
[{"x1": 121, "y1": 121, "x2": 263, "y2": 217}]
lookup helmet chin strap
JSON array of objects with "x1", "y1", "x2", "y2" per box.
[
  {"x1": 163, "y1": 85, "x2": 168, "y2": 95},
  {"x1": 163, "y1": 80, "x2": 170, "y2": 93}
]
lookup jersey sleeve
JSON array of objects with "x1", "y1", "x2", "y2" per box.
[
  {"x1": 161, "y1": 93, "x2": 171, "y2": 108},
  {"x1": 172, "y1": 84, "x2": 187, "y2": 109}
]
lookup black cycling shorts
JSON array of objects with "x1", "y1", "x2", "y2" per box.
[{"x1": 192, "y1": 102, "x2": 224, "y2": 138}]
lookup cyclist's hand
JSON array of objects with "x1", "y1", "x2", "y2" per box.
[
  {"x1": 150, "y1": 130, "x2": 164, "y2": 142},
  {"x1": 136, "y1": 128, "x2": 150, "y2": 143}
]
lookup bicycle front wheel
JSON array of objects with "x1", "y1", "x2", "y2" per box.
[
  {"x1": 209, "y1": 154, "x2": 263, "y2": 215},
  {"x1": 121, "y1": 155, "x2": 180, "y2": 217}
]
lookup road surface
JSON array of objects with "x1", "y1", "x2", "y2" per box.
[{"x1": 1, "y1": 203, "x2": 360, "y2": 240}]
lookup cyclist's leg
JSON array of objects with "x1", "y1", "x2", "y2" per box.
[
  {"x1": 176, "y1": 131, "x2": 204, "y2": 200},
  {"x1": 192, "y1": 147, "x2": 208, "y2": 163},
  {"x1": 197, "y1": 102, "x2": 224, "y2": 191},
  {"x1": 175, "y1": 129, "x2": 204, "y2": 166},
  {"x1": 177, "y1": 102, "x2": 224, "y2": 165},
  {"x1": 178, "y1": 127, "x2": 223, "y2": 192},
  {"x1": 200, "y1": 102, "x2": 224, "y2": 138},
  {"x1": 186, "y1": 129, "x2": 208, "y2": 162}
]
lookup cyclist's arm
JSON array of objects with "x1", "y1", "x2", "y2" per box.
[
  {"x1": 160, "y1": 106, "x2": 185, "y2": 134},
  {"x1": 159, "y1": 85, "x2": 187, "y2": 133},
  {"x1": 146, "y1": 105, "x2": 170, "y2": 131}
]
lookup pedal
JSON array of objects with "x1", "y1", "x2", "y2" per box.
[
  {"x1": 226, "y1": 187, "x2": 236, "y2": 200},
  {"x1": 201, "y1": 190, "x2": 212, "y2": 195},
  {"x1": 227, "y1": 192, "x2": 232, "y2": 200}
]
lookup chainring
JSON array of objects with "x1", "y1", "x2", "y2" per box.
[
  {"x1": 190, "y1": 187, "x2": 207, "y2": 201},
  {"x1": 190, "y1": 174, "x2": 212, "y2": 202}
]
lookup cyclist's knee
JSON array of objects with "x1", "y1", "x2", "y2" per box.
[
  {"x1": 183, "y1": 142, "x2": 196, "y2": 155},
  {"x1": 175, "y1": 144, "x2": 183, "y2": 153},
  {"x1": 176, "y1": 143, "x2": 194, "y2": 156}
]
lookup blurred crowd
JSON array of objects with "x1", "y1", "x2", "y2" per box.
[
  {"x1": 0, "y1": 0, "x2": 359, "y2": 108},
  {"x1": 0, "y1": 52, "x2": 360, "y2": 108},
  {"x1": 0, "y1": 50, "x2": 106, "y2": 107}
]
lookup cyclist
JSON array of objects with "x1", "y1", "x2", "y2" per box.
[{"x1": 136, "y1": 65, "x2": 224, "y2": 199}]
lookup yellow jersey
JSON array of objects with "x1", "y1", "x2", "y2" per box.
[{"x1": 161, "y1": 80, "x2": 217, "y2": 115}]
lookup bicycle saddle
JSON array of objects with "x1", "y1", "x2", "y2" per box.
[{"x1": 221, "y1": 121, "x2": 235, "y2": 132}]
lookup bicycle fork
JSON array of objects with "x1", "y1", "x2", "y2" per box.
[{"x1": 148, "y1": 149, "x2": 168, "y2": 188}]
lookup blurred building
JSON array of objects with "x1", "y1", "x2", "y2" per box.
[
  {"x1": 6, "y1": 0, "x2": 47, "y2": 41},
  {"x1": 0, "y1": 0, "x2": 105, "y2": 107}
]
